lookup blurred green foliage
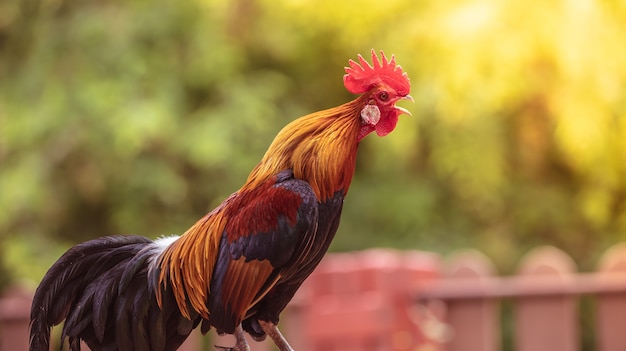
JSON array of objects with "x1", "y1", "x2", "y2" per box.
[{"x1": 1, "y1": 0, "x2": 626, "y2": 287}]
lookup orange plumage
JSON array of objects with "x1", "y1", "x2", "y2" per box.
[{"x1": 29, "y1": 49, "x2": 411, "y2": 351}]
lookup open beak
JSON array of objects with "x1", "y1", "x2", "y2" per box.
[{"x1": 394, "y1": 94, "x2": 414, "y2": 116}]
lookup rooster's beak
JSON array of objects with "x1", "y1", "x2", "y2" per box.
[{"x1": 395, "y1": 95, "x2": 414, "y2": 116}]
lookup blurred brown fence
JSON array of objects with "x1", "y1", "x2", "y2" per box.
[{"x1": 3, "y1": 244, "x2": 626, "y2": 351}]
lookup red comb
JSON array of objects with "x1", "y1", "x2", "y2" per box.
[{"x1": 343, "y1": 49, "x2": 410, "y2": 96}]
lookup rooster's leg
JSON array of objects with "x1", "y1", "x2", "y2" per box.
[
  {"x1": 215, "y1": 325, "x2": 250, "y2": 351},
  {"x1": 259, "y1": 320, "x2": 294, "y2": 351}
]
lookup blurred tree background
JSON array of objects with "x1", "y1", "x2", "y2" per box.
[{"x1": 1, "y1": 0, "x2": 626, "y2": 291}]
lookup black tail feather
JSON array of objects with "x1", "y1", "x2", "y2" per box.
[
  {"x1": 29, "y1": 235, "x2": 200, "y2": 351},
  {"x1": 30, "y1": 236, "x2": 150, "y2": 350}
]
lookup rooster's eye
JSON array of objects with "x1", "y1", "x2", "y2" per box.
[{"x1": 378, "y1": 91, "x2": 389, "y2": 101}]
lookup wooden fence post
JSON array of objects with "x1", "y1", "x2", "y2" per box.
[
  {"x1": 282, "y1": 286, "x2": 309, "y2": 351},
  {"x1": 292, "y1": 250, "x2": 441, "y2": 351},
  {"x1": 0, "y1": 285, "x2": 33, "y2": 351},
  {"x1": 596, "y1": 243, "x2": 626, "y2": 351},
  {"x1": 443, "y1": 250, "x2": 499, "y2": 351},
  {"x1": 401, "y1": 250, "x2": 443, "y2": 351},
  {"x1": 301, "y1": 252, "x2": 394, "y2": 351},
  {"x1": 359, "y1": 249, "x2": 442, "y2": 351},
  {"x1": 515, "y1": 246, "x2": 577, "y2": 351}
]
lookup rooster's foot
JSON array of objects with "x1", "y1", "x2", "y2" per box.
[{"x1": 215, "y1": 325, "x2": 250, "y2": 351}]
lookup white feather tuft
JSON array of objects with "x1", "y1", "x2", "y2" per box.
[{"x1": 153, "y1": 235, "x2": 180, "y2": 250}]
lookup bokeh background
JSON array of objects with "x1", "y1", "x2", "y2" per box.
[{"x1": 1, "y1": 0, "x2": 626, "y2": 294}]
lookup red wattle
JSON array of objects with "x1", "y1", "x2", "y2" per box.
[{"x1": 375, "y1": 113, "x2": 399, "y2": 136}]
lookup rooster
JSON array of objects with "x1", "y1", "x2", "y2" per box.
[{"x1": 29, "y1": 49, "x2": 412, "y2": 351}]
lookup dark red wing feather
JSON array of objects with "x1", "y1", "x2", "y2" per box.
[
  {"x1": 208, "y1": 170, "x2": 319, "y2": 334},
  {"x1": 226, "y1": 185, "x2": 302, "y2": 243}
]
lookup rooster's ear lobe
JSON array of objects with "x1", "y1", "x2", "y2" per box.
[{"x1": 343, "y1": 49, "x2": 410, "y2": 96}]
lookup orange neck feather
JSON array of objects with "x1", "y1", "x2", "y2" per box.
[{"x1": 243, "y1": 96, "x2": 365, "y2": 201}]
